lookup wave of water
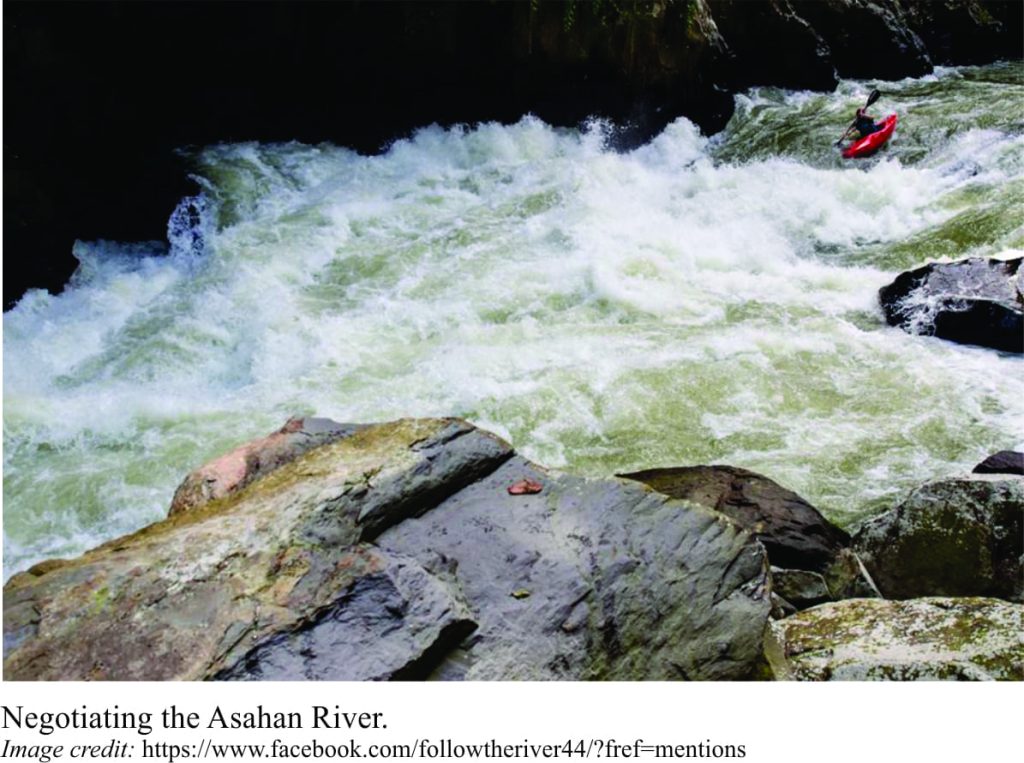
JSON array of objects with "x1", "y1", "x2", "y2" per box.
[{"x1": 5, "y1": 63, "x2": 1023, "y2": 578}]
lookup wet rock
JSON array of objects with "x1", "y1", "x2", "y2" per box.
[
  {"x1": 770, "y1": 567, "x2": 832, "y2": 609},
  {"x1": 216, "y1": 546, "x2": 477, "y2": 681},
  {"x1": 619, "y1": 465, "x2": 849, "y2": 571},
  {"x1": 169, "y1": 416, "x2": 366, "y2": 516},
  {"x1": 853, "y1": 477, "x2": 1023, "y2": 602},
  {"x1": 4, "y1": 418, "x2": 771, "y2": 681},
  {"x1": 973, "y1": 450, "x2": 1024, "y2": 476},
  {"x1": 768, "y1": 597, "x2": 1024, "y2": 680},
  {"x1": 878, "y1": 257, "x2": 1023, "y2": 353},
  {"x1": 378, "y1": 456, "x2": 771, "y2": 680}
]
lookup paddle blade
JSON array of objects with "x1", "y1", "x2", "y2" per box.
[{"x1": 866, "y1": 89, "x2": 881, "y2": 107}]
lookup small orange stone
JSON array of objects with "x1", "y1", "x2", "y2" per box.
[{"x1": 508, "y1": 479, "x2": 543, "y2": 495}]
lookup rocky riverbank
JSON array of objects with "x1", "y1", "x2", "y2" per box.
[{"x1": 5, "y1": 415, "x2": 1021, "y2": 681}]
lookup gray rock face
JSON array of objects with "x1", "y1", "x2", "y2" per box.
[
  {"x1": 878, "y1": 257, "x2": 1023, "y2": 353},
  {"x1": 768, "y1": 597, "x2": 1024, "y2": 680},
  {"x1": 217, "y1": 546, "x2": 477, "y2": 681},
  {"x1": 4, "y1": 418, "x2": 771, "y2": 681},
  {"x1": 974, "y1": 450, "x2": 1024, "y2": 476},
  {"x1": 853, "y1": 477, "x2": 1024, "y2": 602},
  {"x1": 619, "y1": 465, "x2": 849, "y2": 572},
  {"x1": 378, "y1": 457, "x2": 771, "y2": 680}
]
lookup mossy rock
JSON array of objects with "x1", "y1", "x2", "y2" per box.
[
  {"x1": 853, "y1": 477, "x2": 1023, "y2": 602},
  {"x1": 769, "y1": 597, "x2": 1024, "y2": 681}
]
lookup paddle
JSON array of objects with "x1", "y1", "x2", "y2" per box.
[{"x1": 835, "y1": 89, "x2": 882, "y2": 146}]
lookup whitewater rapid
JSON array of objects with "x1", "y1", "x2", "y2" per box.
[{"x1": 5, "y1": 63, "x2": 1023, "y2": 578}]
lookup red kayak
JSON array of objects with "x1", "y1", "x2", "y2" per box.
[{"x1": 842, "y1": 114, "x2": 897, "y2": 158}]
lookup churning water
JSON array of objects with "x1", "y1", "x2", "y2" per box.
[{"x1": 4, "y1": 63, "x2": 1023, "y2": 578}]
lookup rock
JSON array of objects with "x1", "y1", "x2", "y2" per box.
[
  {"x1": 770, "y1": 567, "x2": 832, "y2": 609},
  {"x1": 974, "y1": 450, "x2": 1024, "y2": 476},
  {"x1": 709, "y1": 0, "x2": 838, "y2": 91},
  {"x1": 168, "y1": 416, "x2": 365, "y2": 516},
  {"x1": 709, "y1": 0, "x2": 1018, "y2": 93},
  {"x1": 878, "y1": 257, "x2": 1023, "y2": 353},
  {"x1": 770, "y1": 593, "x2": 798, "y2": 621},
  {"x1": 3, "y1": 419, "x2": 512, "y2": 680},
  {"x1": 4, "y1": 418, "x2": 771, "y2": 681},
  {"x1": 216, "y1": 546, "x2": 478, "y2": 681},
  {"x1": 822, "y1": 547, "x2": 882, "y2": 601},
  {"x1": 767, "y1": 597, "x2": 1024, "y2": 680},
  {"x1": 853, "y1": 477, "x2": 1023, "y2": 602},
  {"x1": 790, "y1": 0, "x2": 932, "y2": 80},
  {"x1": 902, "y1": 0, "x2": 1023, "y2": 65},
  {"x1": 618, "y1": 465, "x2": 849, "y2": 571},
  {"x1": 377, "y1": 456, "x2": 771, "y2": 680}
]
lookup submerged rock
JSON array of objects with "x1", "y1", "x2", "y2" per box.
[
  {"x1": 169, "y1": 416, "x2": 365, "y2": 516},
  {"x1": 4, "y1": 418, "x2": 771, "y2": 681},
  {"x1": 853, "y1": 477, "x2": 1023, "y2": 602},
  {"x1": 768, "y1": 597, "x2": 1024, "y2": 680},
  {"x1": 618, "y1": 465, "x2": 849, "y2": 571},
  {"x1": 973, "y1": 450, "x2": 1024, "y2": 476},
  {"x1": 878, "y1": 257, "x2": 1023, "y2": 353}
]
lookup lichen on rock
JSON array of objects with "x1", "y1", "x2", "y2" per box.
[{"x1": 769, "y1": 597, "x2": 1024, "y2": 681}]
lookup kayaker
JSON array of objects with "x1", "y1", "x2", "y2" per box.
[
  {"x1": 835, "y1": 89, "x2": 883, "y2": 147},
  {"x1": 853, "y1": 107, "x2": 881, "y2": 138}
]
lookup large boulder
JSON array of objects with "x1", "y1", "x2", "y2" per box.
[
  {"x1": 618, "y1": 465, "x2": 849, "y2": 571},
  {"x1": 768, "y1": 597, "x2": 1024, "y2": 680},
  {"x1": 853, "y1": 477, "x2": 1023, "y2": 602},
  {"x1": 878, "y1": 257, "x2": 1023, "y2": 353},
  {"x1": 4, "y1": 418, "x2": 771, "y2": 681},
  {"x1": 374, "y1": 456, "x2": 771, "y2": 680}
]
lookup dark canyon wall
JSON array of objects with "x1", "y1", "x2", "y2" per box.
[{"x1": 5, "y1": 0, "x2": 1022, "y2": 307}]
